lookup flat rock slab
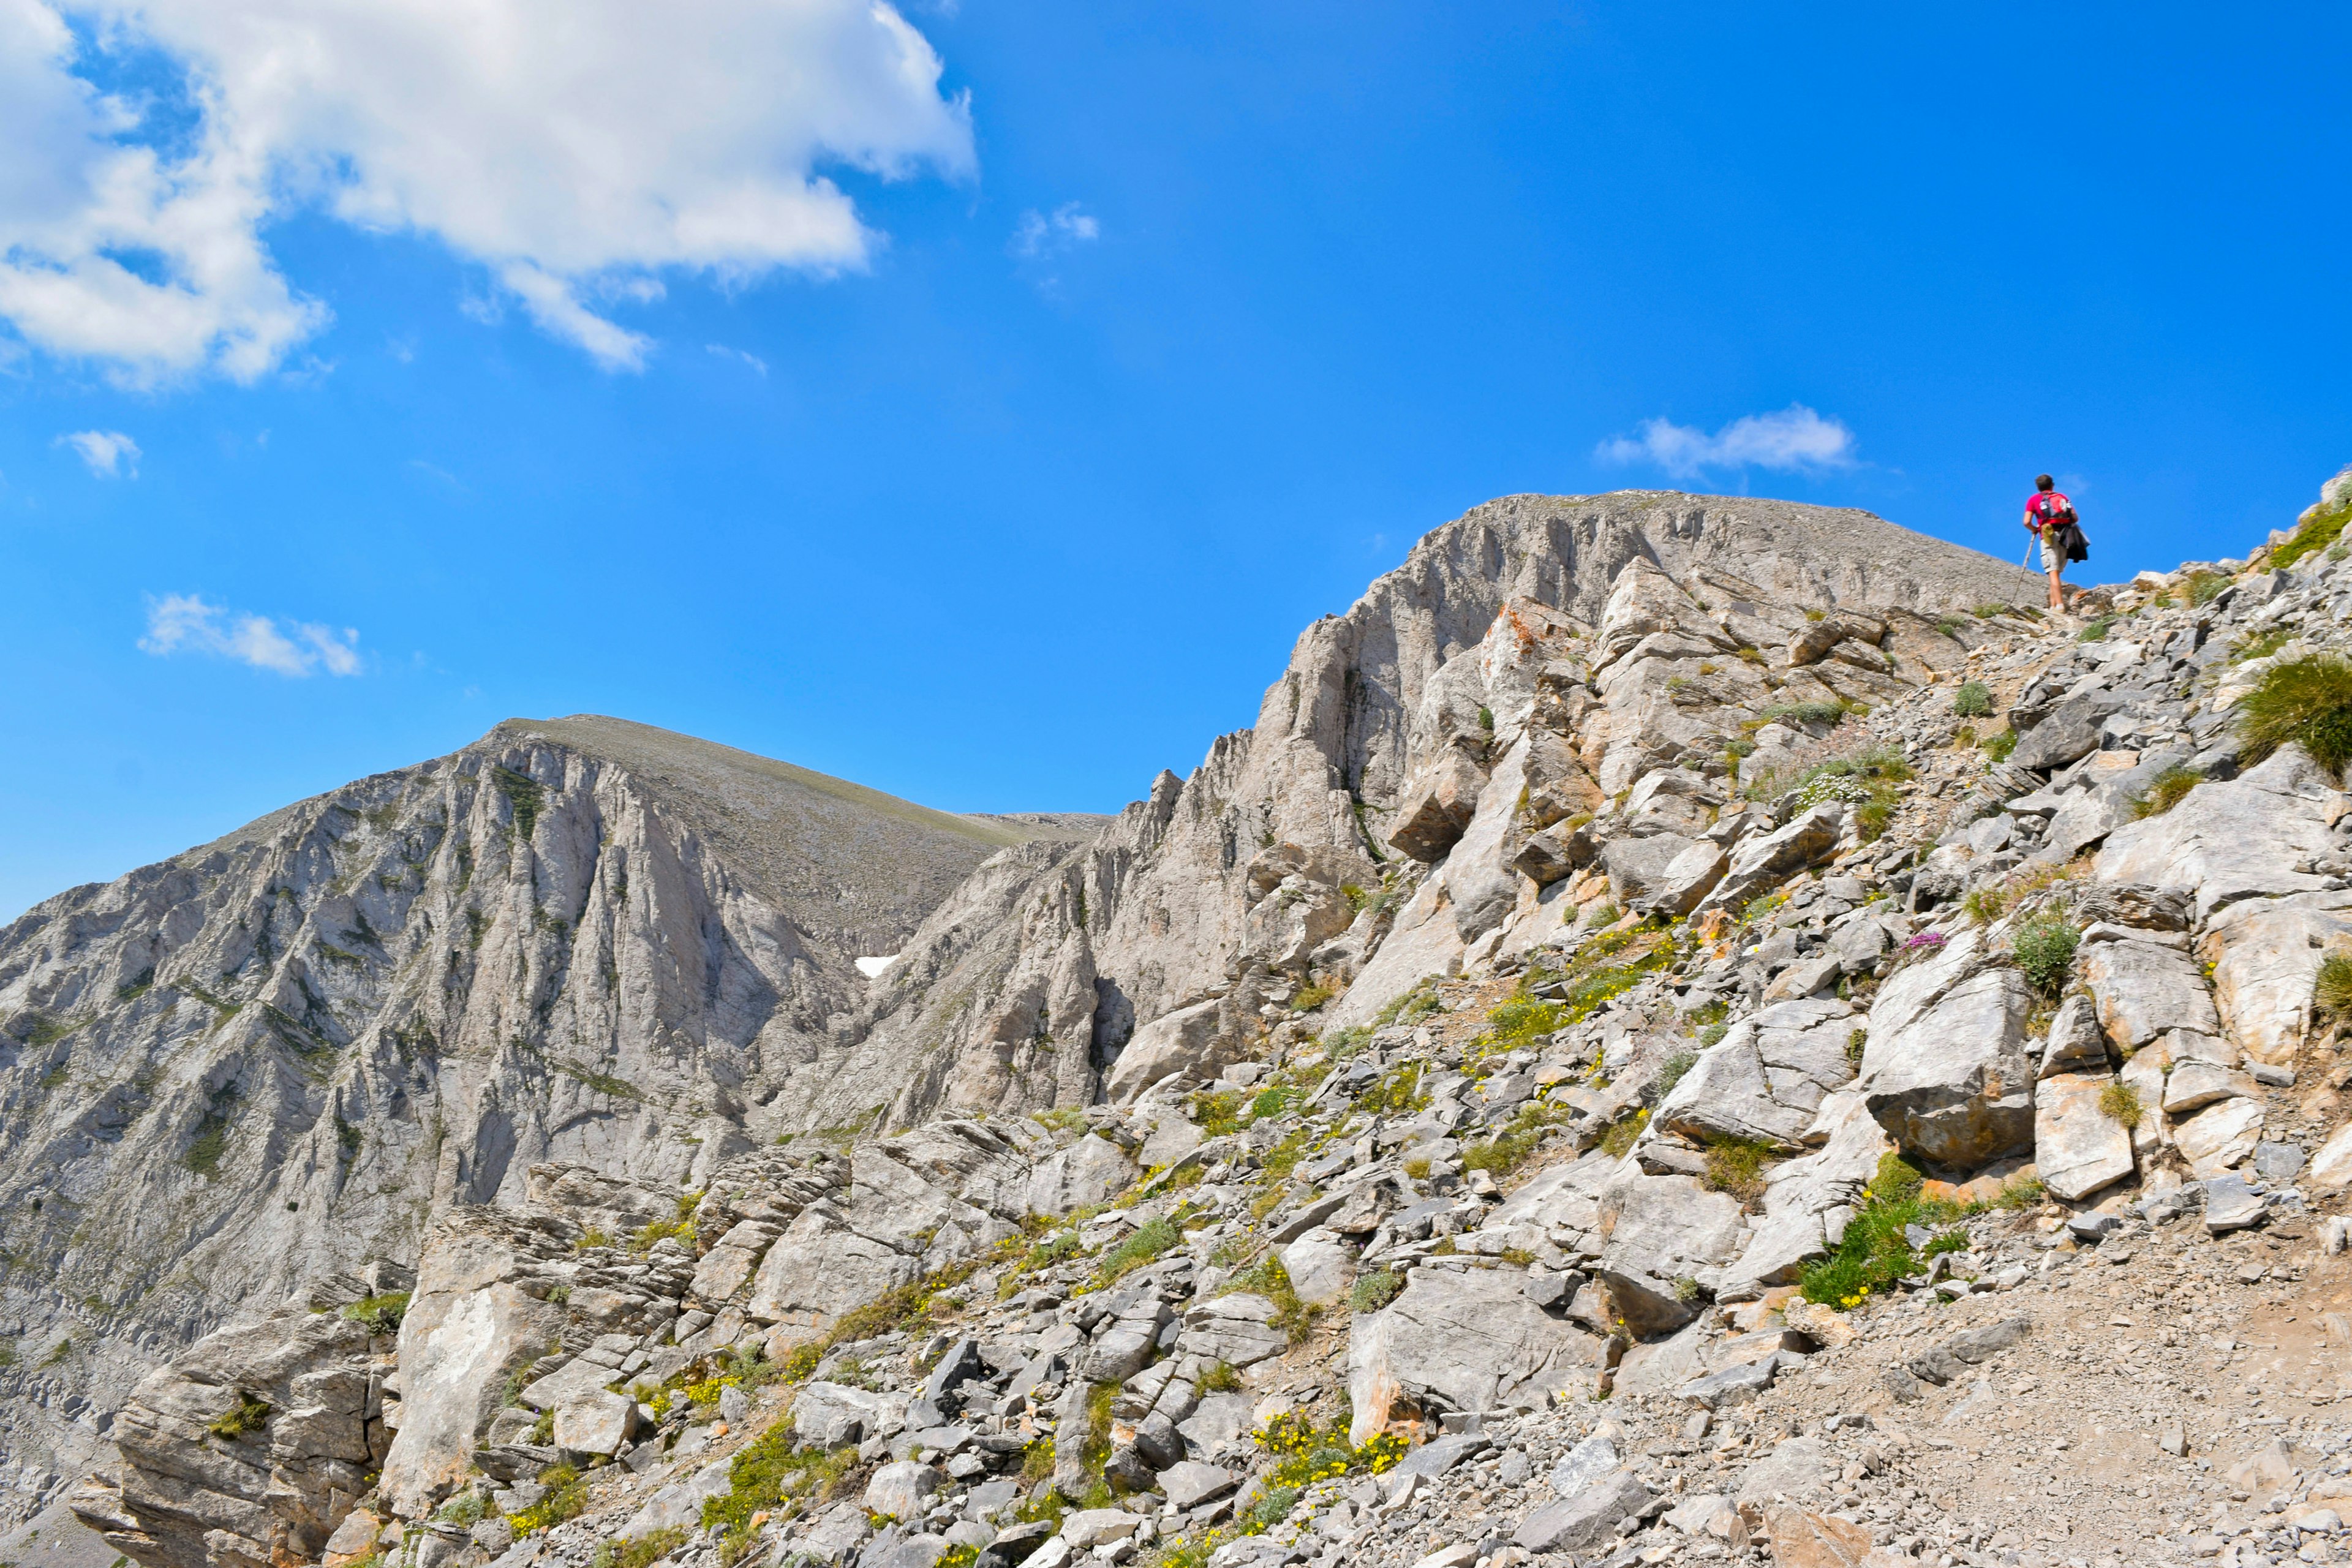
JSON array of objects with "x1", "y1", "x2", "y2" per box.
[
  {"x1": 1347, "y1": 1268, "x2": 1597, "y2": 1446},
  {"x1": 1512, "y1": 1468, "x2": 1649, "y2": 1554},
  {"x1": 2033, "y1": 1071, "x2": 2135, "y2": 1202}
]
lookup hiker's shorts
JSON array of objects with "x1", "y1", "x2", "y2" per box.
[{"x1": 2040, "y1": 535, "x2": 2064, "y2": 572}]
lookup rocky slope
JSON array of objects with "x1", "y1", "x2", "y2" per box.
[
  {"x1": 32, "y1": 469, "x2": 2352, "y2": 1568},
  {"x1": 0, "y1": 717, "x2": 1098, "y2": 1532}
]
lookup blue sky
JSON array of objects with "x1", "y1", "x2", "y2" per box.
[{"x1": 3, "y1": 3, "x2": 2350, "y2": 920}]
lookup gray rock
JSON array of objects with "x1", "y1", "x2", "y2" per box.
[
  {"x1": 1548, "y1": 1433, "x2": 1619, "y2": 1496},
  {"x1": 1176, "y1": 1295, "x2": 1289, "y2": 1369},
  {"x1": 2037, "y1": 993, "x2": 2109, "y2": 1078},
  {"x1": 1733, "y1": 1435, "x2": 1834, "y2": 1507},
  {"x1": 1852, "y1": 928, "x2": 2034, "y2": 1169},
  {"x1": 1698, "y1": 804, "x2": 1845, "y2": 914},
  {"x1": 2034, "y1": 1071, "x2": 2135, "y2": 1203},
  {"x1": 1346, "y1": 1267, "x2": 1597, "y2": 1444},
  {"x1": 2010, "y1": 688, "x2": 2124, "y2": 772},
  {"x1": 1103, "y1": 1002, "x2": 1236, "y2": 1106},
  {"x1": 1388, "y1": 751, "x2": 1488, "y2": 864},
  {"x1": 1594, "y1": 1174, "x2": 1747, "y2": 1335},
  {"x1": 551, "y1": 1390, "x2": 636, "y2": 1459},
  {"x1": 1159, "y1": 1461, "x2": 1240, "y2": 1511},
  {"x1": 1674, "y1": 1357, "x2": 1778, "y2": 1409},
  {"x1": 1651, "y1": 997, "x2": 1856, "y2": 1148},
  {"x1": 865, "y1": 1461, "x2": 940, "y2": 1521},
  {"x1": 794, "y1": 1382, "x2": 910, "y2": 1449},
  {"x1": 1392, "y1": 1432, "x2": 1493, "y2": 1479},
  {"x1": 2204, "y1": 1176, "x2": 2269, "y2": 1234},
  {"x1": 1512, "y1": 1468, "x2": 1650, "y2": 1554}
]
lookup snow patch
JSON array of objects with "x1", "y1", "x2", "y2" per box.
[{"x1": 854, "y1": 955, "x2": 898, "y2": 979}]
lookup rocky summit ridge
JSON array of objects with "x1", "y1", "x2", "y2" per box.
[{"x1": 14, "y1": 474, "x2": 2352, "y2": 1568}]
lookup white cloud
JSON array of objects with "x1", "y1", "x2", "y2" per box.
[
  {"x1": 1597, "y1": 404, "x2": 1857, "y2": 480},
  {"x1": 706, "y1": 343, "x2": 769, "y2": 375},
  {"x1": 138, "y1": 592, "x2": 361, "y2": 676},
  {"x1": 0, "y1": 0, "x2": 975, "y2": 383},
  {"x1": 1010, "y1": 202, "x2": 1099, "y2": 260},
  {"x1": 56, "y1": 427, "x2": 138, "y2": 476}
]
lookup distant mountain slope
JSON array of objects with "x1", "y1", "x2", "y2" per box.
[{"x1": 0, "y1": 719, "x2": 1098, "y2": 1527}]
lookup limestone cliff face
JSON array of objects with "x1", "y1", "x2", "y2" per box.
[
  {"x1": 804, "y1": 491, "x2": 2042, "y2": 1128},
  {"x1": 0, "y1": 718, "x2": 1093, "y2": 1526}
]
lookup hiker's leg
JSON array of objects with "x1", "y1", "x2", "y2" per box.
[{"x1": 2046, "y1": 562, "x2": 2065, "y2": 611}]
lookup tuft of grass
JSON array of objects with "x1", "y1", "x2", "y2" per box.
[
  {"x1": 2075, "y1": 615, "x2": 2117, "y2": 643},
  {"x1": 2098, "y1": 1078, "x2": 2144, "y2": 1127},
  {"x1": 1197, "y1": 1360, "x2": 1243, "y2": 1393},
  {"x1": 1373, "y1": 981, "x2": 1444, "y2": 1029},
  {"x1": 2233, "y1": 626, "x2": 2294, "y2": 665},
  {"x1": 2238, "y1": 655, "x2": 2352, "y2": 778},
  {"x1": 1355, "y1": 1061, "x2": 1430, "y2": 1117},
  {"x1": 2272, "y1": 500, "x2": 2352, "y2": 570},
  {"x1": 2011, "y1": 918, "x2": 2081, "y2": 995},
  {"x1": 1953, "y1": 681, "x2": 1993, "y2": 718},
  {"x1": 206, "y1": 1392, "x2": 270, "y2": 1442},
  {"x1": 1937, "y1": 616, "x2": 1967, "y2": 639},
  {"x1": 2129, "y1": 766, "x2": 2203, "y2": 820},
  {"x1": 1991, "y1": 1174, "x2": 2046, "y2": 1212},
  {"x1": 1653, "y1": 1050, "x2": 1699, "y2": 1099},
  {"x1": 1972, "y1": 603, "x2": 2011, "y2": 619},
  {"x1": 1980, "y1": 729, "x2": 2018, "y2": 762},
  {"x1": 590, "y1": 1529, "x2": 688, "y2": 1568},
  {"x1": 1288, "y1": 982, "x2": 1332, "y2": 1014},
  {"x1": 1090, "y1": 1216, "x2": 1183, "y2": 1290},
  {"x1": 1700, "y1": 1136, "x2": 1776, "y2": 1207},
  {"x1": 2315, "y1": 951, "x2": 2352, "y2": 1016},
  {"x1": 1597, "y1": 1107, "x2": 1649, "y2": 1159}
]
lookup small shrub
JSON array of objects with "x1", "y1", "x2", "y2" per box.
[
  {"x1": 1373, "y1": 982, "x2": 1444, "y2": 1029},
  {"x1": 1349, "y1": 1269, "x2": 1403, "y2": 1313},
  {"x1": 1288, "y1": 982, "x2": 1332, "y2": 1013},
  {"x1": 1322, "y1": 1024, "x2": 1373, "y2": 1058},
  {"x1": 1961, "y1": 886, "x2": 2007, "y2": 924},
  {"x1": 1846, "y1": 1027, "x2": 1868, "y2": 1063},
  {"x1": 2239, "y1": 655, "x2": 2352, "y2": 777},
  {"x1": 1477, "y1": 706, "x2": 1495, "y2": 731},
  {"x1": 1356, "y1": 1061, "x2": 1430, "y2": 1116},
  {"x1": 2129, "y1": 766, "x2": 2203, "y2": 819},
  {"x1": 1972, "y1": 603, "x2": 2011, "y2": 619},
  {"x1": 341, "y1": 1292, "x2": 410, "y2": 1335},
  {"x1": 206, "y1": 1392, "x2": 270, "y2": 1441},
  {"x1": 2011, "y1": 918, "x2": 2081, "y2": 995},
  {"x1": 2098, "y1": 1078, "x2": 2144, "y2": 1127},
  {"x1": 1798, "y1": 1153, "x2": 1951, "y2": 1309},
  {"x1": 1697, "y1": 1022, "x2": 1728, "y2": 1048},
  {"x1": 2187, "y1": 571, "x2": 2230, "y2": 606},
  {"x1": 1937, "y1": 616, "x2": 1966, "y2": 639},
  {"x1": 594, "y1": 1529, "x2": 689, "y2": 1568},
  {"x1": 1248, "y1": 1082, "x2": 1297, "y2": 1120},
  {"x1": 1953, "y1": 681, "x2": 1993, "y2": 718},
  {"x1": 2314, "y1": 951, "x2": 2352, "y2": 1016},
  {"x1": 1980, "y1": 729, "x2": 2018, "y2": 762},
  {"x1": 1583, "y1": 901, "x2": 1621, "y2": 929},
  {"x1": 1991, "y1": 1174, "x2": 2046, "y2": 1211},
  {"x1": 1758, "y1": 699, "x2": 1850, "y2": 729}
]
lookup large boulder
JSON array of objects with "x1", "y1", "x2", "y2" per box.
[
  {"x1": 1852, "y1": 929, "x2": 2034, "y2": 1170},
  {"x1": 2008, "y1": 688, "x2": 2124, "y2": 772},
  {"x1": 2078, "y1": 934, "x2": 2222, "y2": 1058},
  {"x1": 1346, "y1": 1267, "x2": 1597, "y2": 1445},
  {"x1": 2096, "y1": 745, "x2": 2345, "y2": 921},
  {"x1": 793, "y1": 1382, "x2": 910, "y2": 1449},
  {"x1": 1387, "y1": 751, "x2": 1489, "y2": 863},
  {"x1": 1698, "y1": 805, "x2": 1845, "y2": 914},
  {"x1": 2033, "y1": 1072, "x2": 2135, "y2": 1202},
  {"x1": 1593, "y1": 1173, "x2": 1747, "y2": 1335},
  {"x1": 2204, "y1": 891, "x2": 2352, "y2": 1066},
  {"x1": 1653, "y1": 998, "x2": 1858, "y2": 1148},
  {"x1": 1023, "y1": 1134, "x2": 1135, "y2": 1216},
  {"x1": 1102, "y1": 998, "x2": 1235, "y2": 1104},
  {"x1": 745, "y1": 1207, "x2": 924, "y2": 1351},
  {"x1": 1512, "y1": 1468, "x2": 1651, "y2": 1555}
]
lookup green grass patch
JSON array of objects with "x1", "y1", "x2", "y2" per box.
[
  {"x1": 1953, "y1": 681, "x2": 1993, "y2": 718},
  {"x1": 2239, "y1": 655, "x2": 2352, "y2": 777},
  {"x1": 492, "y1": 765, "x2": 548, "y2": 838},
  {"x1": 1757, "y1": 699, "x2": 1850, "y2": 729},
  {"x1": 1798, "y1": 1153, "x2": 1961, "y2": 1310},
  {"x1": 205, "y1": 1392, "x2": 270, "y2": 1441},
  {"x1": 2233, "y1": 626, "x2": 2295, "y2": 665},
  {"x1": 2271, "y1": 500, "x2": 2352, "y2": 570},
  {"x1": 1700, "y1": 1136, "x2": 1777, "y2": 1206},
  {"x1": 2128, "y1": 766, "x2": 2203, "y2": 820},
  {"x1": 1090, "y1": 1216, "x2": 1184, "y2": 1290},
  {"x1": 2099, "y1": 1079, "x2": 2144, "y2": 1126},
  {"x1": 340, "y1": 1292, "x2": 409, "y2": 1335},
  {"x1": 1348, "y1": 1269, "x2": 1403, "y2": 1313},
  {"x1": 1354, "y1": 1061, "x2": 1430, "y2": 1116},
  {"x1": 2315, "y1": 951, "x2": 2352, "y2": 1016},
  {"x1": 1373, "y1": 981, "x2": 1444, "y2": 1029},
  {"x1": 2075, "y1": 614, "x2": 2116, "y2": 643}
]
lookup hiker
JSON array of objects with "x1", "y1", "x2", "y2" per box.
[{"x1": 2024, "y1": 474, "x2": 2087, "y2": 612}]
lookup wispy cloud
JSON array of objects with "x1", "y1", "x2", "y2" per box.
[
  {"x1": 1597, "y1": 404, "x2": 1856, "y2": 480},
  {"x1": 138, "y1": 594, "x2": 361, "y2": 677},
  {"x1": 1011, "y1": 202, "x2": 1099, "y2": 260},
  {"x1": 57, "y1": 429, "x2": 140, "y2": 478},
  {"x1": 706, "y1": 344, "x2": 769, "y2": 375}
]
